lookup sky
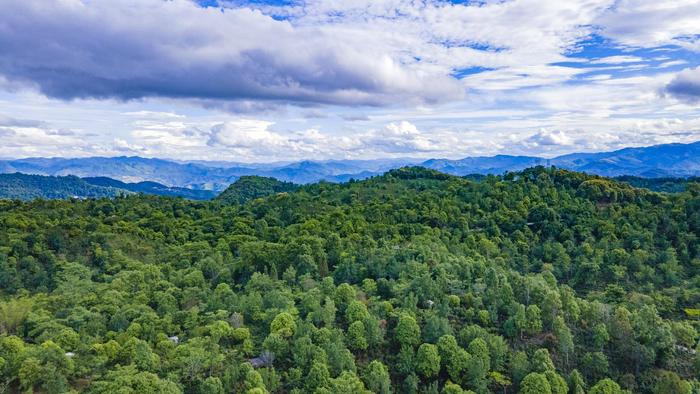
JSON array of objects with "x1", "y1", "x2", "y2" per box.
[{"x1": 0, "y1": 0, "x2": 700, "y2": 162}]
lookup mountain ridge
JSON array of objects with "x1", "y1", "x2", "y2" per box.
[
  {"x1": 2, "y1": 140, "x2": 700, "y2": 190},
  {"x1": 0, "y1": 173, "x2": 217, "y2": 200}
]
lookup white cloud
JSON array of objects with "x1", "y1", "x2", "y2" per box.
[
  {"x1": 0, "y1": 0, "x2": 463, "y2": 107},
  {"x1": 523, "y1": 129, "x2": 575, "y2": 147},
  {"x1": 596, "y1": 0, "x2": 700, "y2": 50},
  {"x1": 0, "y1": 0, "x2": 699, "y2": 162},
  {"x1": 0, "y1": 124, "x2": 94, "y2": 158},
  {"x1": 122, "y1": 111, "x2": 186, "y2": 119},
  {"x1": 589, "y1": 55, "x2": 644, "y2": 64},
  {"x1": 658, "y1": 60, "x2": 688, "y2": 68},
  {"x1": 209, "y1": 120, "x2": 285, "y2": 149}
]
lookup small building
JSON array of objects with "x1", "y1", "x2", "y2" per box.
[
  {"x1": 249, "y1": 351, "x2": 275, "y2": 368},
  {"x1": 249, "y1": 357, "x2": 266, "y2": 368}
]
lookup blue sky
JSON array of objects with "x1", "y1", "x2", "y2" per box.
[{"x1": 0, "y1": 0, "x2": 699, "y2": 162}]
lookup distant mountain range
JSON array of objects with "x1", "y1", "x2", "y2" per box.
[
  {"x1": 1, "y1": 141, "x2": 700, "y2": 193},
  {"x1": 0, "y1": 156, "x2": 418, "y2": 190}
]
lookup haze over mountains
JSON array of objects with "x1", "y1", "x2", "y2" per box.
[{"x1": 2, "y1": 141, "x2": 700, "y2": 193}]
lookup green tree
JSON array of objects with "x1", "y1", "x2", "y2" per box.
[
  {"x1": 328, "y1": 371, "x2": 371, "y2": 394},
  {"x1": 653, "y1": 371, "x2": 691, "y2": 394},
  {"x1": 466, "y1": 338, "x2": 490, "y2": 392},
  {"x1": 245, "y1": 369, "x2": 268, "y2": 393},
  {"x1": 347, "y1": 321, "x2": 369, "y2": 351},
  {"x1": 306, "y1": 361, "x2": 331, "y2": 392},
  {"x1": 488, "y1": 371, "x2": 512, "y2": 394},
  {"x1": 544, "y1": 370, "x2": 568, "y2": 394},
  {"x1": 89, "y1": 365, "x2": 181, "y2": 394},
  {"x1": 416, "y1": 343, "x2": 441, "y2": 378},
  {"x1": 396, "y1": 314, "x2": 421, "y2": 348},
  {"x1": 362, "y1": 360, "x2": 391, "y2": 394},
  {"x1": 510, "y1": 351, "x2": 530, "y2": 385},
  {"x1": 568, "y1": 369, "x2": 586, "y2": 394},
  {"x1": 531, "y1": 349, "x2": 555, "y2": 373},
  {"x1": 270, "y1": 312, "x2": 297, "y2": 338},
  {"x1": 346, "y1": 301, "x2": 369, "y2": 323},
  {"x1": 588, "y1": 378, "x2": 624, "y2": 394},
  {"x1": 442, "y1": 381, "x2": 469, "y2": 394},
  {"x1": 519, "y1": 373, "x2": 552, "y2": 394},
  {"x1": 554, "y1": 317, "x2": 574, "y2": 366},
  {"x1": 18, "y1": 341, "x2": 74, "y2": 394},
  {"x1": 525, "y1": 305, "x2": 543, "y2": 336},
  {"x1": 0, "y1": 297, "x2": 33, "y2": 335}
]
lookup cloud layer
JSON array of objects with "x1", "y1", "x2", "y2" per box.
[
  {"x1": 0, "y1": 0, "x2": 462, "y2": 107},
  {"x1": 0, "y1": 0, "x2": 699, "y2": 161},
  {"x1": 2, "y1": 0, "x2": 698, "y2": 107}
]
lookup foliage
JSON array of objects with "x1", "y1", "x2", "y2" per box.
[
  {"x1": 216, "y1": 176, "x2": 297, "y2": 204},
  {"x1": 0, "y1": 166, "x2": 698, "y2": 393},
  {"x1": 0, "y1": 173, "x2": 126, "y2": 200}
]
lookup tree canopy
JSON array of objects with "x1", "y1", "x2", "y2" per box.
[{"x1": 0, "y1": 166, "x2": 699, "y2": 393}]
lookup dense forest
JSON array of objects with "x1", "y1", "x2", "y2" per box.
[
  {"x1": 614, "y1": 176, "x2": 700, "y2": 194},
  {"x1": 216, "y1": 176, "x2": 298, "y2": 205},
  {"x1": 0, "y1": 174, "x2": 216, "y2": 201},
  {"x1": 0, "y1": 173, "x2": 126, "y2": 200},
  {"x1": 1, "y1": 167, "x2": 699, "y2": 394}
]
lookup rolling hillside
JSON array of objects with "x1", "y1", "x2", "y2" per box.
[
  {"x1": 0, "y1": 173, "x2": 126, "y2": 200},
  {"x1": 0, "y1": 174, "x2": 216, "y2": 200}
]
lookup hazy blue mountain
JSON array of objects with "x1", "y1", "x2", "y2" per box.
[
  {"x1": 0, "y1": 173, "x2": 127, "y2": 200},
  {"x1": 422, "y1": 155, "x2": 548, "y2": 175},
  {"x1": 420, "y1": 142, "x2": 700, "y2": 178},
  {"x1": 82, "y1": 177, "x2": 217, "y2": 200},
  {"x1": 0, "y1": 156, "x2": 238, "y2": 190},
  {"x1": 254, "y1": 158, "x2": 420, "y2": 184},
  {"x1": 550, "y1": 142, "x2": 700, "y2": 177},
  {"x1": 2, "y1": 141, "x2": 700, "y2": 189},
  {"x1": 0, "y1": 156, "x2": 416, "y2": 190}
]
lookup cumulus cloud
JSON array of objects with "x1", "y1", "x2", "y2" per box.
[
  {"x1": 0, "y1": 0, "x2": 462, "y2": 108},
  {"x1": 121, "y1": 116, "x2": 478, "y2": 160},
  {"x1": 204, "y1": 119, "x2": 441, "y2": 157},
  {"x1": 0, "y1": 0, "x2": 699, "y2": 161},
  {"x1": 522, "y1": 129, "x2": 574, "y2": 147},
  {"x1": 0, "y1": 124, "x2": 95, "y2": 158},
  {"x1": 363, "y1": 121, "x2": 437, "y2": 153},
  {"x1": 209, "y1": 120, "x2": 286, "y2": 149},
  {"x1": 665, "y1": 66, "x2": 700, "y2": 103},
  {"x1": 596, "y1": 0, "x2": 700, "y2": 50},
  {"x1": 1, "y1": 0, "x2": 698, "y2": 110}
]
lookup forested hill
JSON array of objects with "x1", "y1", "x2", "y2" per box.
[
  {"x1": 82, "y1": 177, "x2": 217, "y2": 200},
  {"x1": 216, "y1": 176, "x2": 299, "y2": 204},
  {"x1": 0, "y1": 173, "x2": 127, "y2": 200},
  {"x1": 1, "y1": 167, "x2": 699, "y2": 393},
  {"x1": 0, "y1": 173, "x2": 216, "y2": 200},
  {"x1": 614, "y1": 175, "x2": 700, "y2": 193}
]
